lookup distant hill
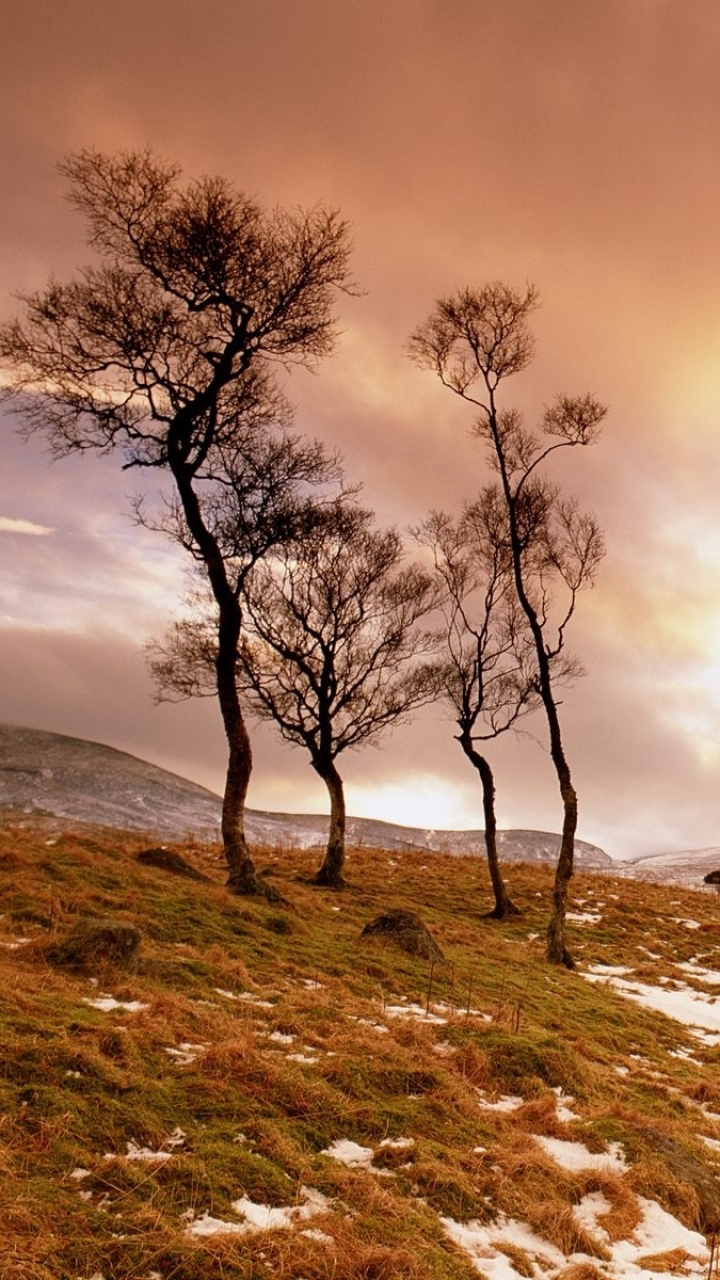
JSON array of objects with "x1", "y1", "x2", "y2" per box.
[
  {"x1": 620, "y1": 845, "x2": 720, "y2": 886},
  {"x1": 0, "y1": 720, "x2": 608, "y2": 871}
]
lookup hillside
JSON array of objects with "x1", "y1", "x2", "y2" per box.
[
  {"x1": 0, "y1": 722, "x2": 612, "y2": 869},
  {"x1": 4, "y1": 809, "x2": 720, "y2": 1278}
]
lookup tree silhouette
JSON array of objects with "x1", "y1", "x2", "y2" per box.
[
  {"x1": 237, "y1": 500, "x2": 440, "y2": 888},
  {"x1": 410, "y1": 283, "x2": 605, "y2": 965},
  {"x1": 0, "y1": 149, "x2": 353, "y2": 894},
  {"x1": 416, "y1": 507, "x2": 543, "y2": 918}
]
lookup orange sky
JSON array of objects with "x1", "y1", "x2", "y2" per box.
[{"x1": 2, "y1": 1, "x2": 720, "y2": 859}]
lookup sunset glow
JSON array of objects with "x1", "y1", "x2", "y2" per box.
[{"x1": 3, "y1": 2, "x2": 720, "y2": 859}]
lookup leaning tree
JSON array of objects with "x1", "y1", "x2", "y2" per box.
[
  {"x1": 0, "y1": 148, "x2": 353, "y2": 894},
  {"x1": 410, "y1": 283, "x2": 605, "y2": 965}
]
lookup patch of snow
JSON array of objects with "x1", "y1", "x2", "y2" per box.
[
  {"x1": 164, "y1": 1042, "x2": 208, "y2": 1065},
  {"x1": 612, "y1": 1194, "x2": 708, "y2": 1270},
  {"x1": 83, "y1": 995, "x2": 148, "y2": 1013},
  {"x1": 321, "y1": 1139, "x2": 376, "y2": 1169},
  {"x1": 268, "y1": 1030, "x2": 295, "y2": 1045},
  {"x1": 379, "y1": 1137, "x2": 414, "y2": 1151},
  {"x1": 105, "y1": 1129, "x2": 186, "y2": 1163},
  {"x1": 232, "y1": 1186, "x2": 330, "y2": 1232},
  {"x1": 536, "y1": 1136, "x2": 627, "y2": 1173},
  {"x1": 287, "y1": 1052, "x2": 319, "y2": 1064},
  {"x1": 384, "y1": 1001, "x2": 447, "y2": 1025},
  {"x1": 442, "y1": 1211, "x2": 566, "y2": 1278},
  {"x1": 476, "y1": 1092, "x2": 524, "y2": 1113},
  {"x1": 186, "y1": 1186, "x2": 330, "y2": 1238},
  {"x1": 185, "y1": 1212, "x2": 246, "y2": 1238},
  {"x1": 444, "y1": 1190, "x2": 708, "y2": 1280},
  {"x1": 566, "y1": 911, "x2": 602, "y2": 925},
  {"x1": 584, "y1": 969, "x2": 720, "y2": 1037},
  {"x1": 352, "y1": 1017, "x2": 389, "y2": 1033},
  {"x1": 573, "y1": 1189, "x2": 612, "y2": 1240},
  {"x1": 677, "y1": 961, "x2": 720, "y2": 985},
  {"x1": 236, "y1": 992, "x2": 275, "y2": 1008}
]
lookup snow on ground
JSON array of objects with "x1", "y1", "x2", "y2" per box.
[
  {"x1": 443, "y1": 1191, "x2": 709, "y2": 1280},
  {"x1": 186, "y1": 1186, "x2": 331, "y2": 1237},
  {"x1": 677, "y1": 960, "x2": 720, "y2": 984},
  {"x1": 536, "y1": 1136, "x2": 627, "y2": 1173},
  {"x1": 321, "y1": 1138, "x2": 379, "y2": 1169},
  {"x1": 583, "y1": 965, "x2": 720, "y2": 1042},
  {"x1": 83, "y1": 994, "x2": 149, "y2": 1013},
  {"x1": 163, "y1": 1042, "x2": 208, "y2": 1065},
  {"x1": 476, "y1": 1092, "x2": 524, "y2": 1113},
  {"x1": 442, "y1": 1212, "x2": 567, "y2": 1280}
]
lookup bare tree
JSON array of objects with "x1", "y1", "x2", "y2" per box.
[
  {"x1": 416, "y1": 507, "x2": 541, "y2": 918},
  {"x1": 0, "y1": 149, "x2": 353, "y2": 894},
  {"x1": 410, "y1": 283, "x2": 605, "y2": 965},
  {"x1": 236, "y1": 500, "x2": 440, "y2": 888}
]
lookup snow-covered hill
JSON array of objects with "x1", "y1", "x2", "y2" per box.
[{"x1": 0, "y1": 722, "x2": 614, "y2": 870}]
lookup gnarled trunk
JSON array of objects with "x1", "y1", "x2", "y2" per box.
[
  {"x1": 312, "y1": 757, "x2": 346, "y2": 888},
  {"x1": 460, "y1": 735, "x2": 519, "y2": 919}
]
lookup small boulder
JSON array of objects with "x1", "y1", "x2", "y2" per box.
[
  {"x1": 47, "y1": 919, "x2": 141, "y2": 972},
  {"x1": 137, "y1": 846, "x2": 209, "y2": 881},
  {"x1": 703, "y1": 870, "x2": 720, "y2": 885},
  {"x1": 361, "y1": 909, "x2": 445, "y2": 962}
]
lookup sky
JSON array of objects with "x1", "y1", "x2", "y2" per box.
[{"x1": 2, "y1": 0, "x2": 720, "y2": 861}]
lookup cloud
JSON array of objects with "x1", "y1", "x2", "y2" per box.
[
  {"x1": 2, "y1": 3, "x2": 720, "y2": 861},
  {"x1": 0, "y1": 516, "x2": 53, "y2": 535}
]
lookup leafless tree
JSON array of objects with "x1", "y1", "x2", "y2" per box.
[
  {"x1": 415, "y1": 507, "x2": 542, "y2": 918},
  {"x1": 0, "y1": 149, "x2": 353, "y2": 895},
  {"x1": 410, "y1": 283, "x2": 605, "y2": 965},
  {"x1": 236, "y1": 500, "x2": 440, "y2": 888}
]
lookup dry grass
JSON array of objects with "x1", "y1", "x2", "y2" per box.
[
  {"x1": 637, "y1": 1247, "x2": 697, "y2": 1273},
  {"x1": 3, "y1": 810, "x2": 720, "y2": 1277}
]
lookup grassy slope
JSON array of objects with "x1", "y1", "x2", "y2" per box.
[{"x1": 2, "y1": 811, "x2": 720, "y2": 1279}]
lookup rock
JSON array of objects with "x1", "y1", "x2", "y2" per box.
[
  {"x1": 361, "y1": 909, "x2": 445, "y2": 962},
  {"x1": 703, "y1": 870, "x2": 720, "y2": 885},
  {"x1": 47, "y1": 919, "x2": 141, "y2": 972},
  {"x1": 137, "y1": 846, "x2": 209, "y2": 881}
]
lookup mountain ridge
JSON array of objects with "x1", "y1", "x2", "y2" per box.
[
  {"x1": 0, "y1": 722, "x2": 614, "y2": 870},
  {"x1": 3, "y1": 721, "x2": 718, "y2": 883}
]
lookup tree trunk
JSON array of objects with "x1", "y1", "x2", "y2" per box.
[
  {"x1": 312, "y1": 758, "x2": 346, "y2": 888},
  {"x1": 545, "y1": 773, "x2": 577, "y2": 968},
  {"x1": 460, "y1": 736, "x2": 519, "y2": 918},
  {"x1": 172, "y1": 460, "x2": 263, "y2": 894},
  {"x1": 489, "y1": 422, "x2": 577, "y2": 964},
  {"x1": 215, "y1": 623, "x2": 258, "y2": 893}
]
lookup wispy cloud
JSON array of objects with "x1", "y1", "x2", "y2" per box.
[{"x1": 0, "y1": 516, "x2": 53, "y2": 536}]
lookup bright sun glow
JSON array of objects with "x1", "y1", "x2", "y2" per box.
[{"x1": 345, "y1": 776, "x2": 478, "y2": 831}]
